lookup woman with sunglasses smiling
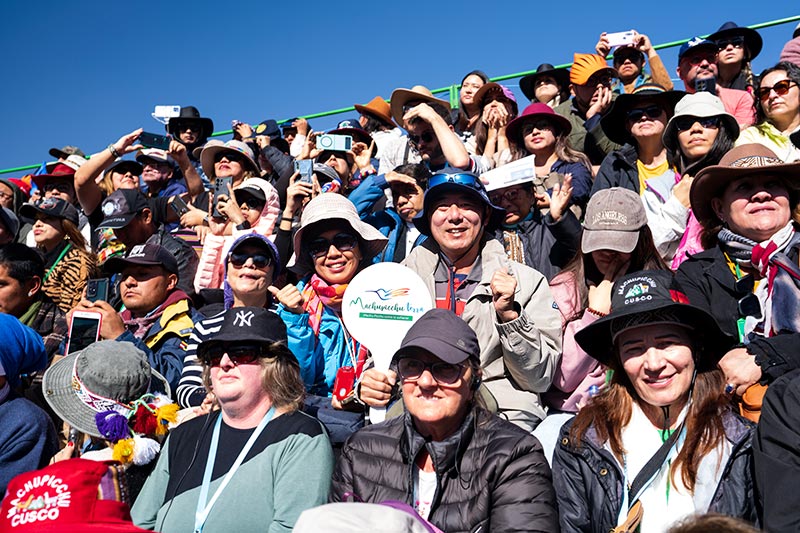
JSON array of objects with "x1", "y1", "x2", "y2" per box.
[
  {"x1": 663, "y1": 92, "x2": 739, "y2": 267},
  {"x1": 595, "y1": 84, "x2": 688, "y2": 262},
  {"x1": 176, "y1": 233, "x2": 281, "y2": 409},
  {"x1": 736, "y1": 61, "x2": 800, "y2": 163},
  {"x1": 270, "y1": 193, "x2": 387, "y2": 408},
  {"x1": 331, "y1": 309, "x2": 559, "y2": 532},
  {"x1": 709, "y1": 21, "x2": 763, "y2": 92}
]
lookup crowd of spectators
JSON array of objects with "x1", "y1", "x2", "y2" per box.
[{"x1": 1, "y1": 19, "x2": 800, "y2": 533}]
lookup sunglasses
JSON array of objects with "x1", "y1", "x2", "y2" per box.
[
  {"x1": 674, "y1": 116, "x2": 721, "y2": 131},
  {"x1": 199, "y1": 343, "x2": 270, "y2": 367},
  {"x1": 43, "y1": 182, "x2": 73, "y2": 194},
  {"x1": 396, "y1": 357, "x2": 465, "y2": 386},
  {"x1": 489, "y1": 187, "x2": 525, "y2": 205},
  {"x1": 408, "y1": 130, "x2": 436, "y2": 146},
  {"x1": 307, "y1": 232, "x2": 358, "y2": 258},
  {"x1": 229, "y1": 251, "x2": 273, "y2": 268},
  {"x1": 716, "y1": 36, "x2": 745, "y2": 50},
  {"x1": 522, "y1": 120, "x2": 554, "y2": 136},
  {"x1": 757, "y1": 79, "x2": 798, "y2": 101},
  {"x1": 626, "y1": 105, "x2": 663, "y2": 122},
  {"x1": 215, "y1": 151, "x2": 245, "y2": 163},
  {"x1": 427, "y1": 172, "x2": 485, "y2": 192},
  {"x1": 176, "y1": 122, "x2": 201, "y2": 132}
]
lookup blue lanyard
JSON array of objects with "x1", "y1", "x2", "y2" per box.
[{"x1": 194, "y1": 407, "x2": 275, "y2": 533}]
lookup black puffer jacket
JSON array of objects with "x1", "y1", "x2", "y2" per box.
[
  {"x1": 552, "y1": 410, "x2": 758, "y2": 533},
  {"x1": 330, "y1": 407, "x2": 558, "y2": 533}
]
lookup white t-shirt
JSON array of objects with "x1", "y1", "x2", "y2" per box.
[{"x1": 413, "y1": 465, "x2": 437, "y2": 520}]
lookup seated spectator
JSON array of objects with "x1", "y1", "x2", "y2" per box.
[
  {"x1": 554, "y1": 270, "x2": 757, "y2": 531},
  {"x1": 42, "y1": 340, "x2": 175, "y2": 501},
  {"x1": 676, "y1": 37, "x2": 756, "y2": 127},
  {"x1": 166, "y1": 105, "x2": 214, "y2": 183},
  {"x1": 135, "y1": 148, "x2": 186, "y2": 199},
  {"x1": 519, "y1": 63, "x2": 571, "y2": 107},
  {"x1": 194, "y1": 179, "x2": 279, "y2": 293},
  {"x1": 505, "y1": 102, "x2": 594, "y2": 211},
  {"x1": 709, "y1": 22, "x2": 762, "y2": 92},
  {"x1": 270, "y1": 194, "x2": 387, "y2": 399},
  {"x1": 132, "y1": 307, "x2": 334, "y2": 531},
  {"x1": 595, "y1": 30, "x2": 674, "y2": 93},
  {"x1": 29, "y1": 156, "x2": 92, "y2": 245},
  {"x1": 177, "y1": 233, "x2": 281, "y2": 408},
  {"x1": 539, "y1": 188, "x2": 667, "y2": 461},
  {"x1": 348, "y1": 163, "x2": 431, "y2": 263},
  {"x1": 675, "y1": 145, "x2": 800, "y2": 411},
  {"x1": 71, "y1": 243, "x2": 201, "y2": 394},
  {"x1": 0, "y1": 207, "x2": 18, "y2": 245},
  {"x1": 454, "y1": 70, "x2": 489, "y2": 138},
  {"x1": 736, "y1": 61, "x2": 800, "y2": 162},
  {"x1": 0, "y1": 176, "x2": 31, "y2": 242},
  {"x1": 20, "y1": 197, "x2": 98, "y2": 313},
  {"x1": 594, "y1": 84, "x2": 688, "y2": 261},
  {"x1": 359, "y1": 171, "x2": 562, "y2": 430},
  {"x1": 0, "y1": 314, "x2": 58, "y2": 495},
  {"x1": 97, "y1": 189, "x2": 199, "y2": 297},
  {"x1": 354, "y1": 96, "x2": 404, "y2": 159},
  {"x1": 664, "y1": 92, "x2": 739, "y2": 267},
  {"x1": 312, "y1": 122, "x2": 378, "y2": 193},
  {"x1": 0, "y1": 459, "x2": 150, "y2": 532},
  {"x1": 554, "y1": 53, "x2": 622, "y2": 165},
  {"x1": 331, "y1": 309, "x2": 559, "y2": 532},
  {"x1": 471, "y1": 82, "x2": 518, "y2": 169},
  {"x1": 487, "y1": 172, "x2": 580, "y2": 282}
]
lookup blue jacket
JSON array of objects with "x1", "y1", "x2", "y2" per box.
[
  {"x1": 276, "y1": 277, "x2": 356, "y2": 396},
  {"x1": 348, "y1": 174, "x2": 425, "y2": 263}
]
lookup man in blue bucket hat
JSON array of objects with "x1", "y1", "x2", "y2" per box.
[{"x1": 358, "y1": 170, "x2": 562, "y2": 430}]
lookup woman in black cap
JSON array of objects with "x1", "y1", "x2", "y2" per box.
[
  {"x1": 709, "y1": 22, "x2": 762, "y2": 92},
  {"x1": 553, "y1": 270, "x2": 757, "y2": 532},
  {"x1": 19, "y1": 197, "x2": 97, "y2": 313}
]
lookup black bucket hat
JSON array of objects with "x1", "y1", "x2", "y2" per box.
[
  {"x1": 413, "y1": 171, "x2": 505, "y2": 236},
  {"x1": 601, "y1": 84, "x2": 685, "y2": 145},
  {"x1": 574, "y1": 270, "x2": 732, "y2": 367},
  {"x1": 519, "y1": 63, "x2": 570, "y2": 102},
  {"x1": 708, "y1": 21, "x2": 763, "y2": 60}
]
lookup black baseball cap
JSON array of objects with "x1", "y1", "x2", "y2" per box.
[
  {"x1": 102, "y1": 243, "x2": 179, "y2": 276},
  {"x1": 203, "y1": 307, "x2": 288, "y2": 345},
  {"x1": 97, "y1": 189, "x2": 150, "y2": 230},
  {"x1": 393, "y1": 308, "x2": 480, "y2": 365},
  {"x1": 19, "y1": 197, "x2": 79, "y2": 226}
]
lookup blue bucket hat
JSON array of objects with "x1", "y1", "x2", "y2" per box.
[
  {"x1": 0, "y1": 314, "x2": 47, "y2": 388},
  {"x1": 413, "y1": 171, "x2": 505, "y2": 236}
]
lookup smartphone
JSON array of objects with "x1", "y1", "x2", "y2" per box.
[
  {"x1": 606, "y1": 30, "x2": 636, "y2": 48},
  {"x1": 294, "y1": 159, "x2": 314, "y2": 183},
  {"x1": 66, "y1": 311, "x2": 102, "y2": 355},
  {"x1": 139, "y1": 132, "x2": 171, "y2": 150},
  {"x1": 316, "y1": 134, "x2": 352, "y2": 152},
  {"x1": 695, "y1": 77, "x2": 717, "y2": 94},
  {"x1": 85, "y1": 278, "x2": 109, "y2": 303},
  {"x1": 212, "y1": 177, "x2": 233, "y2": 218},
  {"x1": 332, "y1": 366, "x2": 356, "y2": 402},
  {"x1": 153, "y1": 105, "x2": 181, "y2": 119},
  {"x1": 169, "y1": 195, "x2": 190, "y2": 217}
]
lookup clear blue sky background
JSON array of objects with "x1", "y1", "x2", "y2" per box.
[{"x1": 0, "y1": 1, "x2": 797, "y2": 175}]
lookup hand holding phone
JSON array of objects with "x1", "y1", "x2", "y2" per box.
[
  {"x1": 213, "y1": 177, "x2": 233, "y2": 218},
  {"x1": 605, "y1": 30, "x2": 636, "y2": 49},
  {"x1": 170, "y1": 196, "x2": 190, "y2": 217},
  {"x1": 66, "y1": 311, "x2": 102, "y2": 354},
  {"x1": 139, "y1": 132, "x2": 172, "y2": 150},
  {"x1": 85, "y1": 278, "x2": 110, "y2": 303},
  {"x1": 294, "y1": 160, "x2": 314, "y2": 183}
]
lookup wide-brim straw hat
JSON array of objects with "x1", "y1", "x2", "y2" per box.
[
  {"x1": 390, "y1": 85, "x2": 451, "y2": 127},
  {"x1": 200, "y1": 139, "x2": 260, "y2": 177}
]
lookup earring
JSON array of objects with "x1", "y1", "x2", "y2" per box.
[{"x1": 28, "y1": 291, "x2": 34, "y2": 296}]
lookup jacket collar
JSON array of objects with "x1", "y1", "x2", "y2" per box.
[{"x1": 400, "y1": 408, "x2": 476, "y2": 476}]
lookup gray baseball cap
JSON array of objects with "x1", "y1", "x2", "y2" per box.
[
  {"x1": 581, "y1": 188, "x2": 647, "y2": 254},
  {"x1": 393, "y1": 308, "x2": 479, "y2": 365}
]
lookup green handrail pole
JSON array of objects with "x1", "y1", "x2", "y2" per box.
[{"x1": 1, "y1": 14, "x2": 797, "y2": 176}]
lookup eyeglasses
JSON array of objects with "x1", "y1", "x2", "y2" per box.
[
  {"x1": 522, "y1": 120, "x2": 554, "y2": 136},
  {"x1": 674, "y1": 116, "x2": 721, "y2": 131},
  {"x1": 757, "y1": 79, "x2": 798, "y2": 101},
  {"x1": 684, "y1": 53, "x2": 717, "y2": 66},
  {"x1": 307, "y1": 232, "x2": 358, "y2": 258},
  {"x1": 626, "y1": 105, "x2": 664, "y2": 122},
  {"x1": 408, "y1": 130, "x2": 436, "y2": 146},
  {"x1": 229, "y1": 251, "x2": 273, "y2": 268},
  {"x1": 396, "y1": 357, "x2": 466, "y2": 386},
  {"x1": 716, "y1": 36, "x2": 745, "y2": 50},
  {"x1": 199, "y1": 343, "x2": 270, "y2": 367},
  {"x1": 489, "y1": 187, "x2": 525, "y2": 205},
  {"x1": 427, "y1": 172, "x2": 484, "y2": 193}
]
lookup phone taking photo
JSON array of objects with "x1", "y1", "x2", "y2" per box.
[
  {"x1": 213, "y1": 177, "x2": 233, "y2": 218},
  {"x1": 66, "y1": 311, "x2": 102, "y2": 355},
  {"x1": 294, "y1": 160, "x2": 314, "y2": 183},
  {"x1": 169, "y1": 195, "x2": 190, "y2": 217},
  {"x1": 85, "y1": 278, "x2": 109, "y2": 303},
  {"x1": 139, "y1": 132, "x2": 171, "y2": 150}
]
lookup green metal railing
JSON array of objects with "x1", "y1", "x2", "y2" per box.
[{"x1": 2, "y1": 14, "x2": 798, "y2": 177}]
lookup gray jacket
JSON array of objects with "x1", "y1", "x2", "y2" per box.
[{"x1": 403, "y1": 237, "x2": 562, "y2": 430}]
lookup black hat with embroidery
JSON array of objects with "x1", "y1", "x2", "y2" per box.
[
  {"x1": 575, "y1": 270, "x2": 732, "y2": 367},
  {"x1": 202, "y1": 307, "x2": 288, "y2": 346}
]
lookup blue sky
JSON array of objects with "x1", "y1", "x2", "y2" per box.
[{"x1": 0, "y1": 1, "x2": 797, "y2": 176}]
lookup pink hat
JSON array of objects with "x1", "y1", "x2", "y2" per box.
[
  {"x1": 505, "y1": 103, "x2": 572, "y2": 143},
  {"x1": 780, "y1": 37, "x2": 800, "y2": 68}
]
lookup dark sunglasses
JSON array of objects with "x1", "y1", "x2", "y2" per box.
[
  {"x1": 408, "y1": 130, "x2": 436, "y2": 146},
  {"x1": 43, "y1": 182, "x2": 73, "y2": 194},
  {"x1": 229, "y1": 251, "x2": 273, "y2": 268},
  {"x1": 716, "y1": 36, "x2": 745, "y2": 50},
  {"x1": 199, "y1": 343, "x2": 270, "y2": 367},
  {"x1": 757, "y1": 79, "x2": 798, "y2": 101},
  {"x1": 674, "y1": 116, "x2": 721, "y2": 131},
  {"x1": 307, "y1": 232, "x2": 358, "y2": 258},
  {"x1": 626, "y1": 105, "x2": 663, "y2": 122},
  {"x1": 215, "y1": 151, "x2": 245, "y2": 163},
  {"x1": 522, "y1": 120, "x2": 554, "y2": 136},
  {"x1": 176, "y1": 122, "x2": 201, "y2": 132},
  {"x1": 396, "y1": 357, "x2": 465, "y2": 385}
]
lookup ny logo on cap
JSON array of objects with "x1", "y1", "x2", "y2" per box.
[{"x1": 233, "y1": 310, "x2": 254, "y2": 327}]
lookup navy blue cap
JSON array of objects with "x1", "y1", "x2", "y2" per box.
[{"x1": 678, "y1": 37, "x2": 717, "y2": 60}]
